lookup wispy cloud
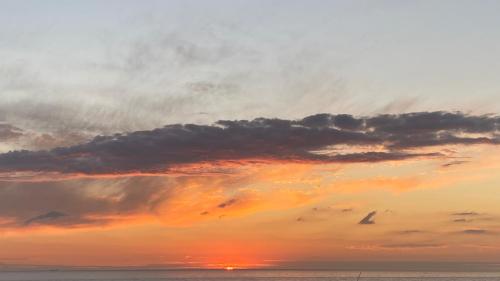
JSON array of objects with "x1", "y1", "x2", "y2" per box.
[
  {"x1": 453, "y1": 218, "x2": 471, "y2": 223},
  {"x1": 460, "y1": 229, "x2": 490, "y2": 235},
  {"x1": 0, "y1": 177, "x2": 172, "y2": 228},
  {"x1": 452, "y1": 211, "x2": 481, "y2": 216},
  {"x1": 394, "y1": 230, "x2": 425, "y2": 235},
  {"x1": 24, "y1": 211, "x2": 66, "y2": 225},
  {"x1": 441, "y1": 160, "x2": 469, "y2": 168},
  {"x1": 380, "y1": 243, "x2": 445, "y2": 249},
  {"x1": 0, "y1": 123, "x2": 23, "y2": 141},
  {"x1": 217, "y1": 198, "x2": 238, "y2": 209}
]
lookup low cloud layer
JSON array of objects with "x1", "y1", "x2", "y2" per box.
[{"x1": 0, "y1": 112, "x2": 497, "y2": 176}]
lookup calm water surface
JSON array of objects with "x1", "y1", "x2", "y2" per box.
[{"x1": 1, "y1": 270, "x2": 500, "y2": 281}]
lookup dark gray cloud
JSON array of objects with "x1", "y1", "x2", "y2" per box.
[
  {"x1": 359, "y1": 211, "x2": 377, "y2": 225},
  {"x1": 0, "y1": 112, "x2": 497, "y2": 176},
  {"x1": 24, "y1": 211, "x2": 67, "y2": 225}
]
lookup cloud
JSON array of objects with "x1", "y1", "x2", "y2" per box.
[
  {"x1": 0, "y1": 177, "x2": 172, "y2": 228},
  {"x1": 364, "y1": 112, "x2": 499, "y2": 134},
  {"x1": 293, "y1": 204, "x2": 355, "y2": 223},
  {"x1": 0, "y1": 166, "x2": 328, "y2": 230},
  {"x1": 0, "y1": 112, "x2": 497, "y2": 177},
  {"x1": 461, "y1": 229, "x2": 489, "y2": 235},
  {"x1": 359, "y1": 211, "x2": 377, "y2": 225},
  {"x1": 450, "y1": 212, "x2": 493, "y2": 223},
  {"x1": 453, "y1": 218, "x2": 470, "y2": 223},
  {"x1": 217, "y1": 198, "x2": 237, "y2": 208},
  {"x1": 450, "y1": 211, "x2": 485, "y2": 223},
  {"x1": 294, "y1": 215, "x2": 328, "y2": 223},
  {"x1": 452, "y1": 212, "x2": 480, "y2": 216},
  {"x1": 441, "y1": 161, "x2": 469, "y2": 168},
  {"x1": 394, "y1": 230, "x2": 424, "y2": 235},
  {"x1": 380, "y1": 243, "x2": 445, "y2": 249},
  {"x1": 0, "y1": 123, "x2": 23, "y2": 141},
  {"x1": 24, "y1": 211, "x2": 66, "y2": 225}
]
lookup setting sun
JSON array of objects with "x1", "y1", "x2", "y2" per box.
[{"x1": 225, "y1": 266, "x2": 235, "y2": 271}]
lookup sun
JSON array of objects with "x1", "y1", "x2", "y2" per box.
[{"x1": 225, "y1": 266, "x2": 235, "y2": 271}]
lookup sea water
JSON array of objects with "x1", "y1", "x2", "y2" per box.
[{"x1": 1, "y1": 270, "x2": 500, "y2": 281}]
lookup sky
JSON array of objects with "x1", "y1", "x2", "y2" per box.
[{"x1": 1, "y1": 0, "x2": 500, "y2": 271}]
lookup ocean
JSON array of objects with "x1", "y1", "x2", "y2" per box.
[{"x1": 1, "y1": 270, "x2": 500, "y2": 281}]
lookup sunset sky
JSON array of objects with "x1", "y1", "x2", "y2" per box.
[{"x1": 1, "y1": 0, "x2": 500, "y2": 271}]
